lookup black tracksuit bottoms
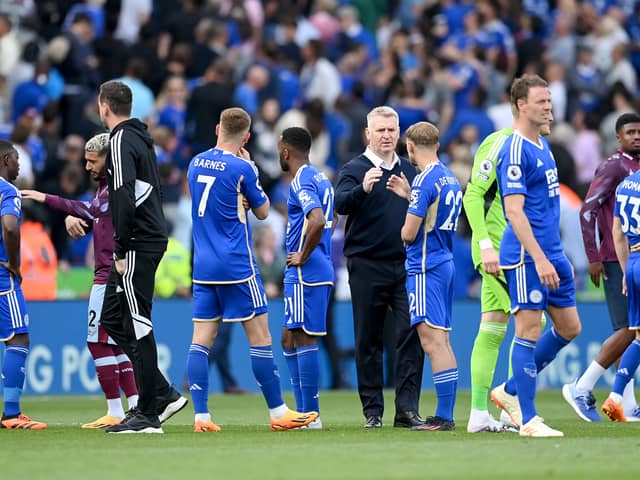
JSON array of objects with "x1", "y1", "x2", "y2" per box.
[{"x1": 101, "y1": 249, "x2": 171, "y2": 417}]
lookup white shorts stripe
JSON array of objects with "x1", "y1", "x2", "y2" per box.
[
  {"x1": 9, "y1": 291, "x2": 21, "y2": 329},
  {"x1": 416, "y1": 274, "x2": 427, "y2": 317},
  {"x1": 248, "y1": 278, "x2": 259, "y2": 308},
  {"x1": 421, "y1": 274, "x2": 426, "y2": 317},
  {"x1": 516, "y1": 265, "x2": 522, "y2": 303},
  {"x1": 7, "y1": 291, "x2": 16, "y2": 329},
  {"x1": 294, "y1": 284, "x2": 300, "y2": 325},
  {"x1": 297, "y1": 283, "x2": 304, "y2": 325},
  {"x1": 94, "y1": 356, "x2": 118, "y2": 367},
  {"x1": 416, "y1": 274, "x2": 422, "y2": 317},
  {"x1": 116, "y1": 354, "x2": 129, "y2": 363},
  {"x1": 517, "y1": 264, "x2": 527, "y2": 304},
  {"x1": 255, "y1": 278, "x2": 263, "y2": 307}
]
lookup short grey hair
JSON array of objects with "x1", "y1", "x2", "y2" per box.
[
  {"x1": 84, "y1": 133, "x2": 110, "y2": 155},
  {"x1": 366, "y1": 106, "x2": 399, "y2": 128}
]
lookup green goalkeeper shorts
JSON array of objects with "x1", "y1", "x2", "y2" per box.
[{"x1": 479, "y1": 268, "x2": 511, "y2": 314}]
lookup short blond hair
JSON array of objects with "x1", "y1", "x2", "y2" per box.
[
  {"x1": 219, "y1": 107, "x2": 251, "y2": 138},
  {"x1": 405, "y1": 122, "x2": 439, "y2": 149},
  {"x1": 84, "y1": 133, "x2": 110, "y2": 155},
  {"x1": 366, "y1": 106, "x2": 399, "y2": 128}
]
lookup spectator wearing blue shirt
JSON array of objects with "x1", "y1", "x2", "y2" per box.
[
  {"x1": 233, "y1": 65, "x2": 270, "y2": 117},
  {"x1": 63, "y1": 1, "x2": 105, "y2": 38},
  {"x1": 442, "y1": 0, "x2": 476, "y2": 37},
  {"x1": 568, "y1": 42, "x2": 605, "y2": 117},
  {"x1": 12, "y1": 61, "x2": 51, "y2": 122},
  {"x1": 448, "y1": 54, "x2": 480, "y2": 112},
  {"x1": 441, "y1": 88, "x2": 495, "y2": 150},
  {"x1": 329, "y1": 5, "x2": 378, "y2": 63},
  {"x1": 117, "y1": 57, "x2": 155, "y2": 122},
  {"x1": 389, "y1": 80, "x2": 431, "y2": 136},
  {"x1": 478, "y1": 0, "x2": 517, "y2": 103},
  {"x1": 156, "y1": 75, "x2": 188, "y2": 144}
]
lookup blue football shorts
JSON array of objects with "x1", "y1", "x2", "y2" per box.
[
  {"x1": 503, "y1": 255, "x2": 576, "y2": 313},
  {"x1": 0, "y1": 287, "x2": 29, "y2": 341},
  {"x1": 406, "y1": 259, "x2": 454, "y2": 330},
  {"x1": 626, "y1": 254, "x2": 640, "y2": 330},
  {"x1": 283, "y1": 282, "x2": 331, "y2": 335},
  {"x1": 193, "y1": 274, "x2": 268, "y2": 322}
]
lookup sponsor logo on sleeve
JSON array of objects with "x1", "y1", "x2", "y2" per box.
[
  {"x1": 507, "y1": 165, "x2": 522, "y2": 181},
  {"x1": 298, "y1": 190, "x2": 313, "y2": 208},
  {"x1": 409, "y1": 189, "x2": 419, "y2": 209},
  {"x1": 480, "y1": 159, "x2": 493, "y2": 174}
]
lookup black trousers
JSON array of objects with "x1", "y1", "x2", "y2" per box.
[
  {"x1": 100, "y1": 250, "x2": 171, "y2": 416},
  {"x1": 347, "y1": 256, "x2": 424, "y2": 417}
]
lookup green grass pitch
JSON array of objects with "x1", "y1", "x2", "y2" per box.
[{"x1": 3, "y1": 389, "x2": 639, "y2": 480}]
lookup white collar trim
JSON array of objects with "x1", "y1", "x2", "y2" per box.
[
  {"x1": 513, "y1": 130, "x2": 544, "y2": 150},
  {"x1": 364, "y1": 147, "x2": 399, "y2": 170}
]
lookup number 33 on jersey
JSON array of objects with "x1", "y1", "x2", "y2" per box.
[
  {"x1": 405, "y1": 162, "x2": 462, "y2": 274},
  {"x1": 615, "y1": 172, "x2": 640, "y2": 240}
]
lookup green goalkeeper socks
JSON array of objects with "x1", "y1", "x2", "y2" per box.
[{"x1": 470, "y1": 322, "x2": 507, "y2": 411}]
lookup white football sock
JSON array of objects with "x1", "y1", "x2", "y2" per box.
[
  {"x1": 576, "y1": 361, "x2": 605, "y2": 391},
  {"x1": 622, "y1": 378, "x2": 637, "y2": 411},
  {"x1": 107, "y1": 398, "x2": 125, "y2": 418}
]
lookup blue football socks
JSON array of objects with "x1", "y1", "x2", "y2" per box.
[
  {"x1": 297, "y1": 345, "x2": 320, "y2": 413},
  {"x1": 510, "y1": 337, "x2": 538, "y2": 424},
  {"x1": 433, "y1": 368, "x2": 458, "y2": 421},
  {"x1": 283, "y1": 348, "x2": 303, "y2": 410},
  {"x1": 250, "y1": 346, "x2": 284, "y2": 409},
  {"x1": 2, "y1": 345, "x2": 29, "y2": 417},
  {"x1": 534, "y1": 327, "x2": 570, "y2": 371},
  {"x1": 613, "y1": 339, "x2": 640, "y2": 396},
  {"x1": 187, "y1": 343, "x2": 210, "y2": 414}
]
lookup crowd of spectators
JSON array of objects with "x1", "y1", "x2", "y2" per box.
[{"x1": 5, "y1": 0, "x2": 640, "y2": 300}]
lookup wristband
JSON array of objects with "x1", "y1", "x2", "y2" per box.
[{"x1": 479, "y1": 239, "x2": 493, "y2": 250}]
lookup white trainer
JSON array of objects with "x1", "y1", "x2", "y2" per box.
[
  {"x1": 519, "y1": 416, "x2": 563, "y2": 437},
  {"x1": 467, "y1": 410, "x2": 507, "y2": 433},
  {"x1": 305, "y1": 417, "x2": 323, "y2": 429},
  {"x1": 624, "y1": 405, "x2": 640, "y2": 422},
  {"x1": 500, "y1": 410, "x2": 518, "y2": 430},
  {"x1": 490, "y1": 383, "x2": 522, "y2": 428}
]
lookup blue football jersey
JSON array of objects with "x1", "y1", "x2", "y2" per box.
[
  {"x1": 284, "y1": 164, "x2": 334, "y2": 285},
  {"x1": 0, "y1": 178, "x2": 21, "y2": 293},
  {"x1": 188, "y1": 148, "x2": 267, "y2": 283},
  {"x1": 497, "y1": 131, "x2": 563, "y2": 266},
  {"x1": 405, "y1": 162, "x2": 462, "y2": 274},
  {"x1": 614, "y1": 171, "x2": 640, "y2": 248}
]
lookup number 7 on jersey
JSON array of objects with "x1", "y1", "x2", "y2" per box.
[{"x1": 197, "y1": 174, "x2": 216, "y2": 217}]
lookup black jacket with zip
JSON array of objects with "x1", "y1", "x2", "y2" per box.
[{"x1": 106, "y1": 118, "x2": 167, "y2": 258}]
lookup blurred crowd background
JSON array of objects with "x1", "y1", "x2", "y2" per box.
[{"x1": 3, "y1": 0, "x2": 640, "y2": 302}]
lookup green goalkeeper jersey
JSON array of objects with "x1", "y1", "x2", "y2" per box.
[{"x1": 462, "y1": 128, "x2": 512, "y2": 269}]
